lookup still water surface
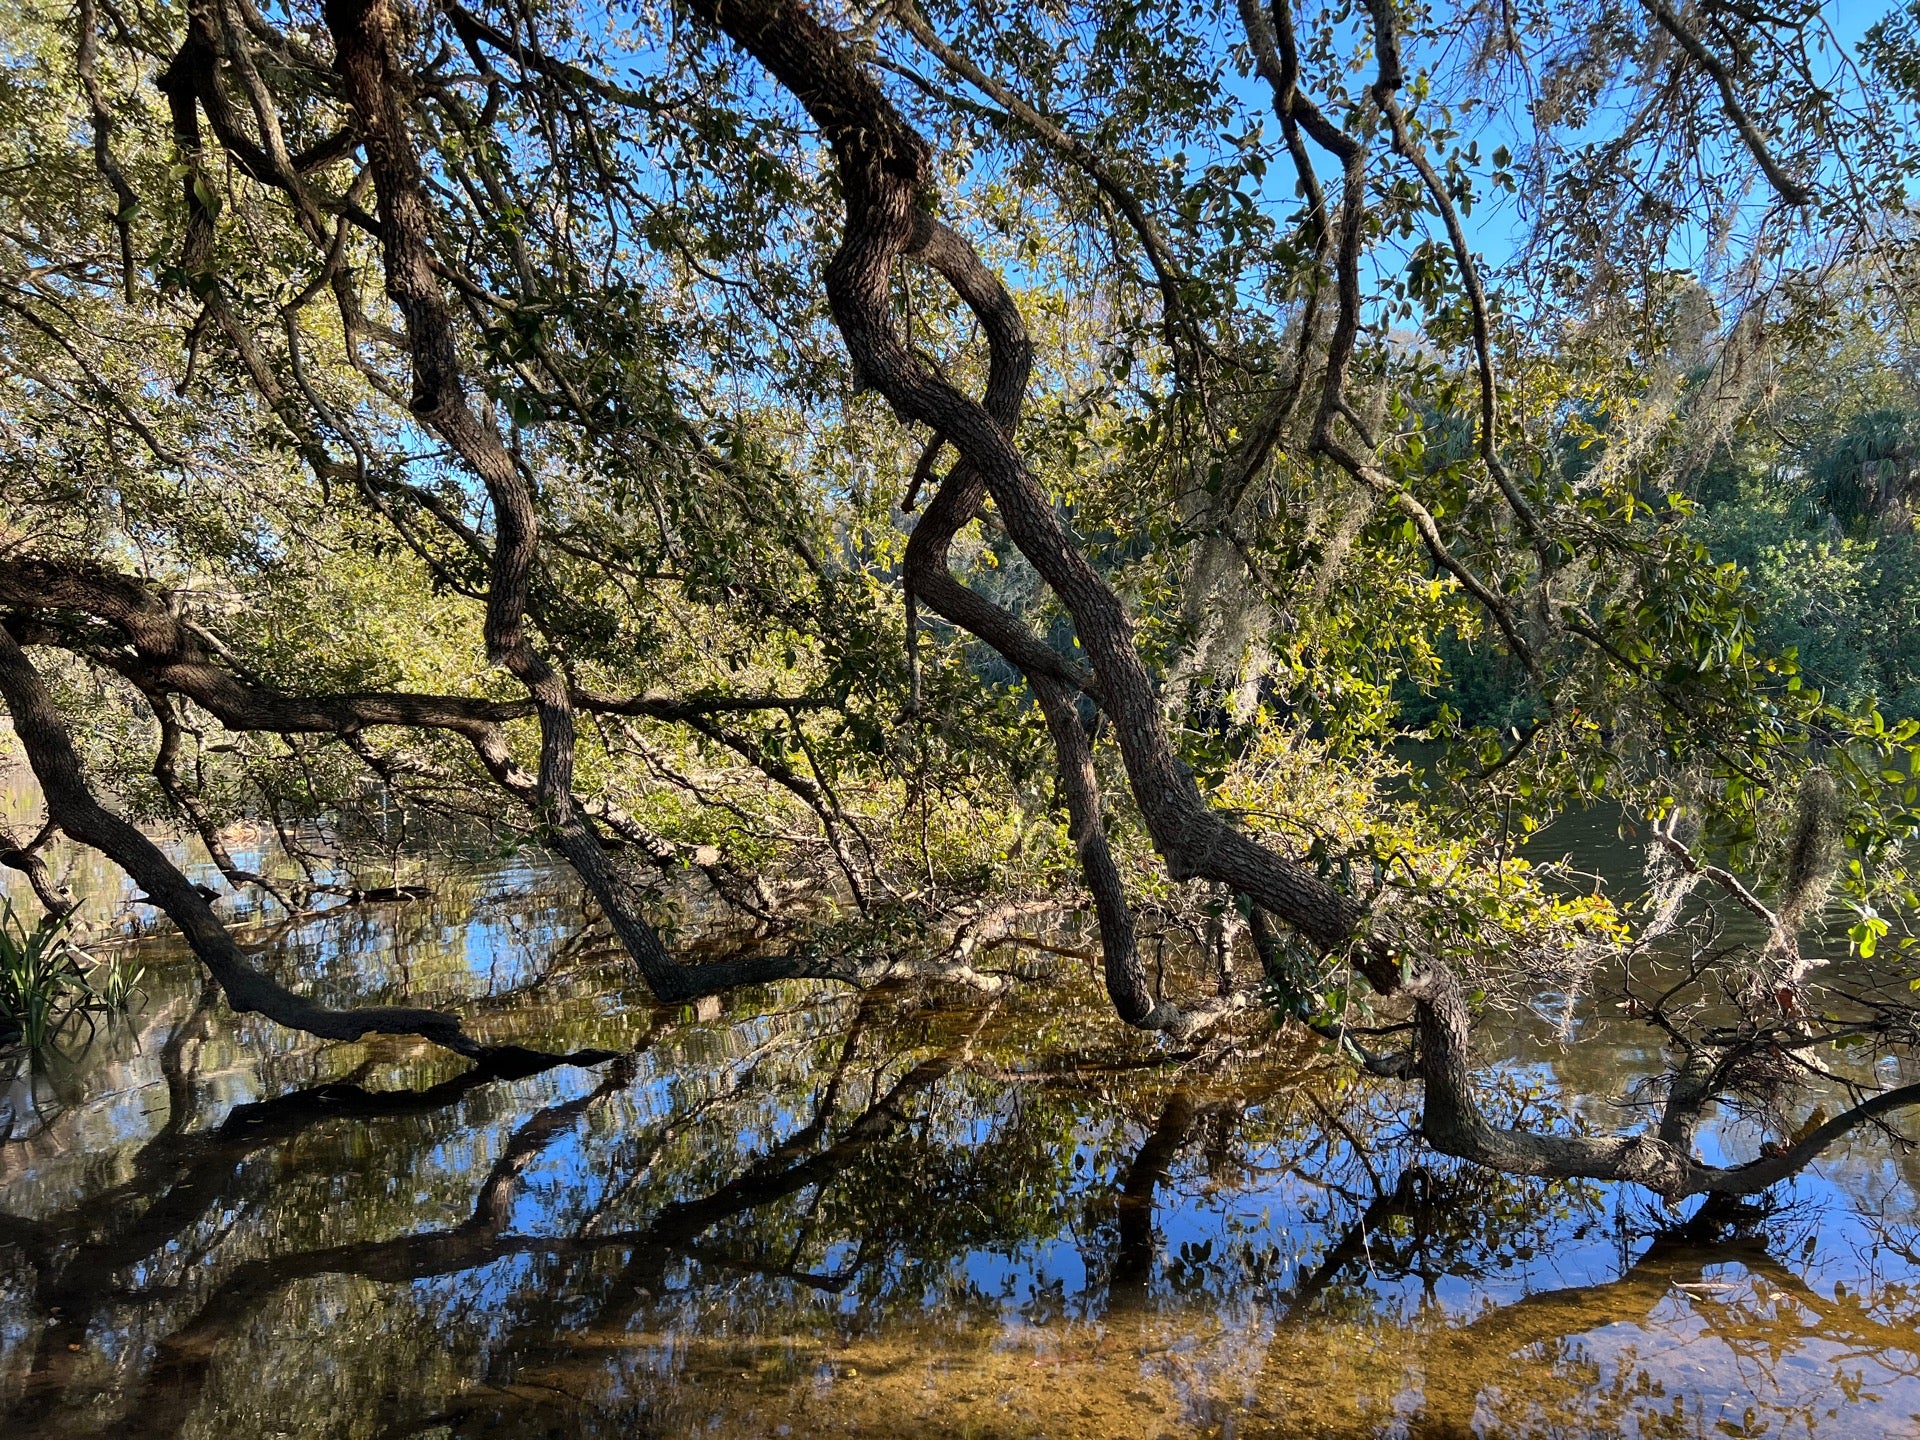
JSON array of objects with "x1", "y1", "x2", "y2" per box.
[{"x1": 3, "y1": 819, "x2": 1920, "y2": 1438}]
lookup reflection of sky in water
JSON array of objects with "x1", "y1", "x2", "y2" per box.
[{"x1": 1, "y1": 828, "x2": 1919, "y2": 1435}]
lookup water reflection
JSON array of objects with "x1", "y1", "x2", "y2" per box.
[{"x1": 2, "y1": 878, "x2": 1920, "y2": 1438}]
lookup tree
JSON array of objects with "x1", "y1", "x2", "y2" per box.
[{"x1": 3, "y1": 0, "x2": 1920, "y2": 1197}]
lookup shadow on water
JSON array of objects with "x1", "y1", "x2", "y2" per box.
[{"x1": 3, "y1": 859, "x2": 1920, "y2": 1437}]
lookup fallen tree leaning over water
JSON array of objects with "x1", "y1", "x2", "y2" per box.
[{"x1": 6, "y1": 0, "x2": 1920, "y2": 1197}]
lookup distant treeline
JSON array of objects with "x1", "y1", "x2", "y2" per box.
[{"x1": 1404, "y1": 349, "x2": 1920, "y2": 731}]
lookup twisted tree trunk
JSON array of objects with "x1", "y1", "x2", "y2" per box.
[{"x1": 687, "y1": 0, "x2": 1920, "y2": 1199}]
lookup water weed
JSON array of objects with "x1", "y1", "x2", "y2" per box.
[{"x1": 0, "y1": 901, "x2": 142, "y2": 1048}]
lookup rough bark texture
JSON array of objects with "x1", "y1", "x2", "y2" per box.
[
  {"x1": 319, "y1": 0, "x2": 928, "y2": 1006},
  {"x1": 688, "y1": 0, "x2": 1915, "y2": 1198},
  {"x1": 895, "y1": 215, "x2": 1153, "y2": 1026},
  {"x1": 4, "y1": 0, "x2": 1888, "y2": 1197}
]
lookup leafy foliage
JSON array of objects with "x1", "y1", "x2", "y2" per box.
[{"x1": 0, "y1": 0, "x2": 1919, "y2": 1180}]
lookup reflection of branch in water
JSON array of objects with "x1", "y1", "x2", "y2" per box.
[
  {"x1": 1109, "y1": 1085, "x2": 1242, "y2": 1308},
  {"x1": 754, "y1": 988, "x2": 879, "y2": 1170},
  {"x1": 0, "y1": 982, "x2": 220, "y2": 1157},
  {"x1": 0, "y1": 1063, "x2": 559, "y2": 1427},
  {"x1": 1103, "y1": 1053, "x2": 1390, "y2": 1311},
  {"x1": 573, "y1": 993, "x2": 893, "y2": 1245},
  {"x1": 1112, "y1": 1088, "x2": 1198, "y2": 1305},
  {"x1": 612, "y1": 1013, "x2": 991, "y2": 1293},
  {"x1": 1256, "y1": 1177, "x2": 1920, "y2": 1439},
  {"x1": 77, "y1": 1059, "x2": 643, "y2": 1440},
  {"x1": 19, "y1": 1011, "x2": 990, "y2": 1440},
  {"x1": 1281, "y1": 1168, "x2": 1435, "y2": 1317},
  {"x1": 965, "y1": 1051, "x2": 1204, "y2": 1083},
  {"x1": 1403, "y1": 1224, "x2": 1920, "y2": 1437},
  {"x1": 0, "y1": 996, "x2": 651, "y2": 1434}
]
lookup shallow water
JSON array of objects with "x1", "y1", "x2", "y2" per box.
[{"x1": 4, "y1": 834, "x2": 1920, "y2": 1438}]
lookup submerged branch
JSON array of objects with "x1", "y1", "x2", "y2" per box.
[{"x1": 0, "y1": 622, "x2": 616, "y2": 1069}]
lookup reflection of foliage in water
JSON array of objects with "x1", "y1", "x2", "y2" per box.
[
  {"x1": 0, "y1": 879, "x2": 1920, "y2": 1440},
  {"x1": 2, "y1": 886, "x2": 1919, "y2": 1437}
]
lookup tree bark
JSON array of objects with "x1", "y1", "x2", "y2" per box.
[{"x1": 687, "y1": 0, "x2": 1920, "y2": 1198}]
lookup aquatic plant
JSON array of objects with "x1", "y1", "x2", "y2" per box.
[{"x1": 0, "y1": 900, "x2": 142, "y2": 1048}]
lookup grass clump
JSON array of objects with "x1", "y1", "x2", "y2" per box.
[{"x1": 0, "y1": 900, "x2": 142, "y2": 1048}]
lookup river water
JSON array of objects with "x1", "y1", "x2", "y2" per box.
[{"x1": 4, "y1": 813, "x2": 1920, "y2": 1439}]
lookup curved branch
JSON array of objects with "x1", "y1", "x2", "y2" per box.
[
  {"x1": 0, "y1": 819, "x2": 75, "y2": 918},
  {"x1": 689, "y1": 0, "x2": 1374, "y2": 988},
  {"x1": 0, "y1": 554, "x2": 829, "y2": 791},
  {"x1": 0, "y1": 622, "x2": 603, "y2": 1068},
  {"x1": 1362, "y1": 0, "x2": 1552, "y2": 563},
  {"x1": 896, "y1": 215, "x2": 1206, "y2": 1032},
  {"x1": 891, "y1": 1, "x2": 1204, "y2": 375},
  {"x1": 1644, "y1": 0, "x2": 1813, "y2": 207},
  {"x1": 147, "y1": 691, "x2": 295, "y2": 911},
  {"x1": 689, "y1": 0, "x2": 1890, "y2": 1196}
]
